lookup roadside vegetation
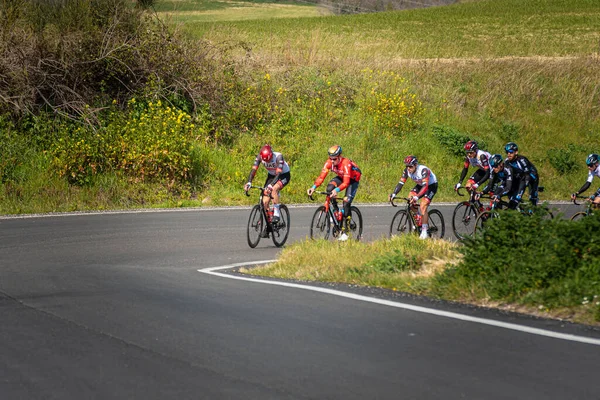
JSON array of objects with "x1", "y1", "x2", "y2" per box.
[
  {"x1": 246, "y1": 211, "x2": 600, "y2": 325},
  {"x1": 1, "y1": 0, "x2": 599, "y2": 213}
]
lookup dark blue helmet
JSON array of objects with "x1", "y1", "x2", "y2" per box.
[
  {"x1": 586, "y1": 153, "x2": 599, "y2": 167},
  {"x1": 504, "y1": 142, "x2": 518, "y2": 153},
  {"x1": 489, "y1": 154, "x2": 503, "y2": 168}
]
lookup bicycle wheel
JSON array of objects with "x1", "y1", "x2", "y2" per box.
[
  {"x1": 347, "y1": 206, "x2": 363, "y2": 240},
  {"x1": 310, "y1": 205, "x2": 330, "y2": 240},
  {"x1": 271, "y1": 205, "x2": 290, "y2": 247},
  {"x1": 570, "y1": 211, "x2": 587, "y2": 221},
  {"x1": 452, "y1": 202, "x2": 478, "y2": 240},
  {"x1": 389, "y1": 210, "x2": 412, "y2": 238},
  {"x1": 474, "y1": 210, "x2": 497, "y2": 234},
  {"x1": 427, "y1": 209, "x2": 445, "y2": 239},
  {"x1": 247, "y1": 205, "x2": 264, "y2": 248}
]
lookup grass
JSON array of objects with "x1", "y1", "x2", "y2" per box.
[
  {"x1": 243, "y1": 233, "x2": 600, "y2": 326},
  {"x1": 240, "y1": 235, "x2": 460, "y2": 294},
  {"x1": 182, "y1": 0, "x2": 600, "y2": 61},
  {"x1": 157, "y1": 0, "x2": 332, "y2": 23}
]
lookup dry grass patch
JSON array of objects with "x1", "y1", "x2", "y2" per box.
[{"x1": 241, "y1": 236, "x2": 460, "y2": 293}]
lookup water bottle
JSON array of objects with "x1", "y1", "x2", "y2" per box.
[
  {"x1": 335, "y1": 211, "x2": 343, "y2": 221},
  {"x1": 416, "y1": 214, "x2": 422, "y2": 226},
  {"x1": 268, "y1": 205, "x2": 274, "y2": 222}
]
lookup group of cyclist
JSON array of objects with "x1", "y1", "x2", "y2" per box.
[{"x1": 244, "y1": 141, "x2": 600, "y2": 241}]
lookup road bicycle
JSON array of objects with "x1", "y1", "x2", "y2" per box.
[
  {"x1": 308, "y1": 191, "x2": 363, "y2": 241},
  {"x1": 245, "y1": 185, "x2": 290, "y2": 248},
  {"x1": 473, "y1": 195, "x2": 554, "y2": 234},
  {"x1": 570, "y1": 195, "x2": 597, "y2": 221},
  {"x1": 389, "y1": 197, "x2": 445, "y2": 239},
  {"x1": 452, "y1": 186, "x2": 493, "y2": 240}
]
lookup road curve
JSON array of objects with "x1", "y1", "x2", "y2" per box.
[{"x1": 1, "y1": 203, "x2": 598, "y2": 400}]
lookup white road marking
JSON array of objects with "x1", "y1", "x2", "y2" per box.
[{"x1": 199, "y1": 260, "x2": 600, "y2": 346}]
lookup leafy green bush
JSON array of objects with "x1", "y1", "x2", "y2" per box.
[
  {"x1": 439, "y1": 210, "x2": 600, "y2": 318},
  {"x1": 50, "y1": 100, "x2": 211, "y2": 186},
  {"x1": 431, "y1": 125, "x2": 487, "y2": 157},
  {"x1": 547, "y1": 145, "x2": 578, "y2": 174}
]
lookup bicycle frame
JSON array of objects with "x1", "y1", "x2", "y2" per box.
[
  {"x1": 309, "y1": 191, "x2": 345, "y2": 232},
  {"x1": 389, "y1": 197, "x2": 445, "y2": 239},
  {"x1": 308, "y1": 191, "x2": 362, "y2": 240},
  {"x1": 390, "y1": 197, "x2": 420, "y2": 228},
  {"x1": 246, "y1": 185, "x2": 274, "y2": 224}
]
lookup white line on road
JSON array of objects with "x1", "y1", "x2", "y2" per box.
[{"x1": 199, "y1": 260, "x2": 600, "y2": 346}]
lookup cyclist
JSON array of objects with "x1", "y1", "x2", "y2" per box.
[
  {"x1": 307, "y1": 145, "x2": 362, "y2": 241},
  {"x1": 388, "y1": 155, "x2": 438, "y2": 240},
  {"x1": 504, "y1": 142, "x2": 539, "y2": 206},
  {"x1": 571, "y1": 153, "x2": 600, "y2": 206},
  {"x1": 244, "y1": 144, "x2": 291, "y2": 237},
  {"x1": 481, "y1": 154, "x2": 519, "y2": 210},
  {"x1": 454, "y1": 140, "x2": 491, "y2": 193}
]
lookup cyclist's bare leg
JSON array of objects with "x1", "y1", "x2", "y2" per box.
[{"x1": 420, "y1": 198, "x2": 431, "y2": 225}]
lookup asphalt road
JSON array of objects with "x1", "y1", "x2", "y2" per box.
[{"x1": 1, "y1": 202, "x2": 598, "y2": 400}]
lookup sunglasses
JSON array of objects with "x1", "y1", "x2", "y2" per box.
[
  {"x1": 506, "y1": 150, "x2": 515, "y2": 154},
  {"x1": 329, "y1": 156, "x2": 340, "y2": 161}
]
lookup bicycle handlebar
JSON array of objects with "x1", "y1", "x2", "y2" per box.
[
  {"x1": 389, "y1": 197, "x2": 414, "y2": 208},
  {"x1": 572, "y1": 195, "x2": 590, "y2": 206},
  {"x1": 245, "y1": 185, "x2": 274, "y2": 199},
  {"x1": 308, "y1": 190, "x2": 333, "y2": 202}
]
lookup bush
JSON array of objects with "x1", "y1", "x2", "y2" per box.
[
  {"x1": 432, "y1": 125, "x2": 487, "y2": 157},
  {"x1": 358, "y1": 69, "x2": 424, "y2": 136},
  {"x1": 547, "y1": 145, "x2": 578, "y2": 174},
  {"x1": 50, "y1": 100, "x2": 211, "y2": 187},
  {"x1": 442, "y1": 210, "x2": 600, "y2": 316}
]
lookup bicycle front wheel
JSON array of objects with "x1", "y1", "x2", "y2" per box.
[
  {"x1": 452, "y1": 202, "x2": 478, "y2": 240},
  {"x1": 310, "y1": 206, "x2": 330, "y2": 240},
  {"x1": 389, "y1": 210, "x2": 412, "y2": 238},
  {"x1": 427, "y1": 209, "x2": 445, "y2": 239},
  {"x1": 570, "y1": 211, "x2": 587, "y2": 221},
  {"x1": 247, "y1": 205, "x2": 264, "y2": 248},
  {"x1": 347, "y1": 206, "x2": 363, "y2": 240},
  {"x1": 271, "y1": 205, "x2": 290, "y2": 247},
  {"x1": 474, "y1": 210, "x2": 497, "y2": 234}
]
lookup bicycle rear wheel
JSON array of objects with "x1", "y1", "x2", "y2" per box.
[
  {"x1": 247, "y1": 205, "x2": 264, "y2": 248},
  {"x1": 271, "y1": 205, "x2": 290, "y2": 247},
  {"x1": 427, "y1": 209, "x2": 445, "y2": 239},
  {"x1": 452, "y1": 202, "x2": 478, "y2": 240},
  {"x1": 389, "y1": 210, "x2": 412, "y2": 238},
  {"x1": 310, "y1": 205, "x2": 330, "y2": 240},
  {"x1": 347, "y1": 206, "x2": 363, "y2": 240}
]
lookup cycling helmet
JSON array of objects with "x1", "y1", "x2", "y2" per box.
[
  {"x1": 586, "y1": 153, "x2": 599, "y2": 167},
  {"x1": 504, "y1": 142, "x2": 518, "y2": 153},
  {"x1": 260, "y1": 144, "x2": 273, "y2": 162},
  {"x1": 328, "y1": 145, "x2": 342, "y2": 158},
  {"x1": 464, "y1": 140, "x2": 478, "y2": 153},
  {"x1": 489, "y1": 154, "x2": 503, "y2": 168},
  {"x1": 403, "y1": 155, "x2": 418, "y2": 167}
]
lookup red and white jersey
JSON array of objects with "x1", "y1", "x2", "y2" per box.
[
  {"x1": 587, "y1": 164, "x2": 600, "y2": 183},
  {"x1": 400, "y1": 165, "x2": 437, "y2": 186},
  {"x1": 464, "y1": 150, "x2": 491, "y2": 170},
  {"x1": 252, "y1": 151, "x2": 290, "y2": 176}
]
